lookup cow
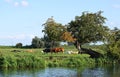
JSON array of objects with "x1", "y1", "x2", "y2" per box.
[
  {"x1": 43, "y1": 47, "x2": 64, "y2": 53},
  {"x1": 52, "y1": 47, "x2": 64, "y2": 53},
  {"x1": 65, "y1": 51, "x2": 78, "y2": 54},
  {"x1": 43, "y1": 48, "x2": 52, "y2": 53},
  {"x1": 71, "y1": 51, "x2": 78, "y2": 54}
]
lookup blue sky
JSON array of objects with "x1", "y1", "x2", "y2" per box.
[{"x1": 0, "y1": 0, "x2": 120, "y2": 46}]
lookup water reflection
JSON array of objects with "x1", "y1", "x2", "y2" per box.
[
  {"x1": 0, "y1": 64, "x2": 120, "y2": 77},
  {"x1": 37, "y1": 68, "x2": 77, "y2": 77},
  {"x1": 0, "y1": 68, "x2": 42, "y2": 77},
  {"x1": 0, "y1": 68, "x2": 77, "y2": 77},
  {"x1": 81, "y1": 68, "x2": 105, "y2": 77},
  {"x1": 80, "y1": 64, "x2": 120, "y2": 77}
]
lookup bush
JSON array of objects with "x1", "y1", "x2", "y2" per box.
[
  {"x1": 107, "y1": 40, "x2": 120, "y2": 60},
  {"x1": 16, "y1": 43, "x2": 22, "y2": 48},
  {"x1": 31, "y1": 36, "x2": 44, "y2": 48}
]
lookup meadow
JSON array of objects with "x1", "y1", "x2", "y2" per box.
[{"x1": 0, "y1": 45, "x2": 113, "y2": 69}]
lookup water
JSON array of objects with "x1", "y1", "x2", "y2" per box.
[{"x1": 0, "y1": 64, "x2": 120, "y2": 77}]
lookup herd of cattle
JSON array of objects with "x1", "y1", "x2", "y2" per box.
[
  {"x1": 11, "y1": 47, "x2": 102, "y2": 58},
  {"x1": 43, "y1": 47, "x2": 78, "y2": 54},
  {"x1": 11, "y1": 47, "x2": 78, "y2": 54}
]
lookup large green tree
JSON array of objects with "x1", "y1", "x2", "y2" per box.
[
  {"x1": 67, "y1": 11, "x2": 109, "y2": 53},
  {"x1": 42, "y1": 17, "x2": 65, "y2": 48}
]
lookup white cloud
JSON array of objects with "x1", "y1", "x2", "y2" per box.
[
  {"x1": 4, "y1": 0, "x2": 12, "y2": 3},
  {"x1": 4, "y1": 0, "x2": 29, "y2": 7},
  {"x1": 113, "y1": 4, "x2": 120, "y2": 9},
  {"x1": 21, "y1": 0, "x2": 29, "y2": 7},
  {"x1": 14, "y1": 2, "x2": 19, "y2": 7}
]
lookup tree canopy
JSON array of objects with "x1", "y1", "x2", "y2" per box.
[
  {"x1": 42, "y1": 17, "x2": 66, "y2": 48},
  {"x1": 67, "y1": 11, "x2": 109, "y2": 52}
]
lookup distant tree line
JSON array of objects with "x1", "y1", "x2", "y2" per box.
[{"x1": 15, "y1": 36, "x2": 60, "y2": 48}]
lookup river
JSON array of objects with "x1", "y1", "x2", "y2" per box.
[{"x1": 0, "y1": 64, "x2": 120, "y2": 77}]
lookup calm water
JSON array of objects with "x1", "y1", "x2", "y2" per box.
[{"x1": 0, "y1": 64, "x2": 120, "y2": 77}]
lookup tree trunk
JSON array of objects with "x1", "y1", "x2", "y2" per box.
[
  {"x1": 50, "y1": 40, "x2": 55, "y2": 53},
  {"x1": 51, "y1": 40, "x2": 54, "y2": 48},
  {"x1": 74, "y1": 41, "x2": 82, "y2": 54}
]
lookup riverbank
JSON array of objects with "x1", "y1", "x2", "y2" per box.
[{"x1": 0, "y1": 48, "x2": 116, "y2": 69}]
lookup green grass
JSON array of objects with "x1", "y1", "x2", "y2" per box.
[
  {"x1": 0, "y1": 47, "x2": 94, "y2": 69},
  {"x1": 0, "y1": 45, "x2": 116, "y2": 69},
  {"x1": 0, "y1": 48, "x2": 44, "y2": 68}
]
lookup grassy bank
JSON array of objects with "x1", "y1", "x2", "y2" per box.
[{"x1": 0, "y1": 47, "x2": 115, "y2": 69}]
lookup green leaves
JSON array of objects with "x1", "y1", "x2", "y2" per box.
[
  {"x1": 67, "y1": 11, "x2": 109, "y2": 45},
  {"x1": 31, "y1": 36, "x2": 44, "y2": 48},
  {"x1": 42, "y1": 17, "x2": 66, "y2": 47},
  {"x1": 107, "y1": 28, "x2": 120, "y2": 59},
  {"x1": 43, "y1": 17, "x2": 64, "y2": 41}
]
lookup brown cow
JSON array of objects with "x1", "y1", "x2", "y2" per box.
[{"x1": 52, "y1": 47, "x2": 64, "y2": 53}]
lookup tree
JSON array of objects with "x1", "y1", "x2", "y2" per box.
[
  {"x1": 107, "y1": 28, "x2": 120, "y2": 59},
  {"x1": 31, "y1": 36, "x2": 44, "y2": 48},
  {"x1": 67, "y1": 11, "x2": 109, "y2": 53},
  {"x1": 42, "y1": 17, "x2": 65, "y2": 48},
  {"x1": 16, "y1": 43, "x2": 22, "y2": 48},
  {"x1": 41, "y1": 36, "x2": 60, "y2": 48}
]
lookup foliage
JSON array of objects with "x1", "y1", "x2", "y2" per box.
[
  {"x1": 41, "y1": 36, "x2": 60, "y2": 48},
  {"x1": 67, "y1": 11, "x2": 109, "y2": 52},
  {"x1": 31, "y1": 36, "x2": 44, "y2": 48},
  {"x1": 107, "y1": 28, "x2": 120, "y2": 60},
  {"x1": 15, "y1": 43, "x2": 22, "y2": 48},
  {"x1": 61, "y1": 31, "x2": 76, "y2": 42},
  {"x1": 42, "y1": 17, "x2": 65, "y2": 48}
]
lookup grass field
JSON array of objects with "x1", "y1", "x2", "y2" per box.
[{"x1": 0, "y1": 45, "x2": 111, "y2": 69}]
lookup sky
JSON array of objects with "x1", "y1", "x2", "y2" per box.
[{"x1": 0, "y1": 0, "x2": 120, "y2": 46}]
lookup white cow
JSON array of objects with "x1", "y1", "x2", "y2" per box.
[{"x1": 65, "y1": 51, "x2": 78, "y2": 54}]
